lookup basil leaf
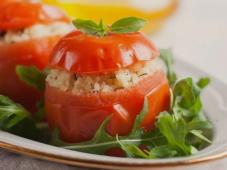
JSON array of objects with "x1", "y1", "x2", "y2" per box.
[
  {"x1": 159, "y1": 49, "x2": 177, "y2": 86},
  {"x1": 16, "y1": 65, "x2": 47, "y2": 91},
  {"x1": 72, "y1": 17, "x2": 146, "y2": 36},
  {"x1": 111, "y1": 17, "x2": 146, "y2": 34},
  {"x1": 72, "y1": 19, "x2": 107, "y2": 36}
]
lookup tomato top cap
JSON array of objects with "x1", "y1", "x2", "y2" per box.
[
  {"x1": 0, "y1": 1, "x2": 69, "y2": 31},
  {"x1": 49, "y1": 17, "x2": 160, "y2": 74}
]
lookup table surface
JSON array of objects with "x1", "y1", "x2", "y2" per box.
[{"x1": 1, "y1": 0, "x2": 227, "y2": 169}]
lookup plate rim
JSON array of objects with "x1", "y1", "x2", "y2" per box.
[{"x1": 1, "y1": 140, "x2": 227, "y2": 170}]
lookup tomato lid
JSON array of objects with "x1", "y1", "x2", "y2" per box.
[
  {"x1": 0, "y1": 2, "x2": 69, "y2": 30},
  {"x1": 49, "y1": 31, "x2": 160, "y2": 74}
]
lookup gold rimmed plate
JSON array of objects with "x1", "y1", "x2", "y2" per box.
[{"x1": 1, "y1": 59, "x2": 227, "y2": 170}]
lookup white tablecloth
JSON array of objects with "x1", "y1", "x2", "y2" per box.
[{"x1": 1, "y1": 0, "x2": 227, "y2": 169}]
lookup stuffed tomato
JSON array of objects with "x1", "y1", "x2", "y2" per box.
[
  {"x1": 45, "y1": 27, "x2": 171, "y2": 143},
  {"x1": 0, "y1": 1, "x2": 73, "y2": 112}
]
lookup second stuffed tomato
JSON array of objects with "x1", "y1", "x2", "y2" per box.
[
  {"x1": 45, "y1": 30, "x2": 170, "y2": 143},
  {"x1": 0, "y1": 1, "x2": 72, "y2": 112}
]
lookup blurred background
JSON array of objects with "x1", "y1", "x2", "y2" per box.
[
  {"x1": 42, "y1": 0, "x2": 227, "y2": 84},
  {"x1": 43, "y1": 0, "x2": 178, "y2": 34}
]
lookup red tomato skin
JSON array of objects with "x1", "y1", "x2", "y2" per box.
[
  {"x1": 49, "y1": 31, "x2": 160, "y2": 74},
  {"x1": 45, "y1": 71, "x2": 170, "y2": 143},
  {"x1": 0, "y1": 2, "x2": 69, "y2": 31},
  {"x1": 0, "y1": 0, "x2": 17, "y2": 7},
  {"x1": 0, "y1": 36, "x2": 61, "y2": 112}
]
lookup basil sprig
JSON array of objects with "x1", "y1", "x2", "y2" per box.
[{"x1": 72, "y1": 17, "x2": 146, "y2": 36}]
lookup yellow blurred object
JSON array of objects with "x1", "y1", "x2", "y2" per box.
[{"x1": 42, "y1": 0, "x2": 178, "y2": 34}]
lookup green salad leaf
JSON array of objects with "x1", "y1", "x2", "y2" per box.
[
  {"x1": 72, "y1": 17, "x2": 146, "y2": 36},
  {"x1": 16, "y1": 65, "x2": 47, "y2": 91},
  {"x1": 159, "y1": 49, "x2": 177, "y2": 86},
  {"x1": 35, "y1": 99, "x2": 46, "y2": 122},
  {"x1": 155, "y1": 112, "x2": 191, "y2": 155},
  {"x1": 197, "y1": 77, "x2": 210, "y2": 89},
  {"x1": 0, "y1": 95, "x2": 43, "y2": 140},
  {"x1": 118, "y1": 77, "x2": 212, "y2": 158},
  {"x1": 16, "y1": 65, "x2": 47, "y2": 121}
]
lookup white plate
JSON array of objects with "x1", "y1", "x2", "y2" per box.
[{"x1": 0, "y1": 59, "x2": 227, "y2": 170}]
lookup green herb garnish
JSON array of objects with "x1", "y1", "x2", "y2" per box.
[
  {"x1": 16, "y1": 65, "x2": 48, "y2": 121},
  {"x1": 159, "y1": 49, "x2": 177, "y2": 86},
  {"x1": 16, "y1": 65, "x2": 47, "y2": 92},
  {"x1": 0, "y1": 95, "x2": 44, "y2": 140},
  {"x1": 110, "y1": 17, "x2": 146, "y2": 34},
  {"x1": 118, "y1": 77, "x2": 212, "y2": 158},
  {"x1": 72, "y1": 17, "x2": 146, "y2": 36}
]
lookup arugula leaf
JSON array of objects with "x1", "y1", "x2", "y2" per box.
[
  {"x1": 156, "y1": 112, "x2": 191, "y2": 155},
  {"x1": 16, "y1": 65, "x2": 47, "y2": 91},
  {"x1": 197, "y1": 77, "x2": 210, "y2": 89},
  {"x1": 117, "y1": 136, "x2": 151, "y2": 158},
  {"x1": 116, "y1": 77, "x2": 212, "y2": 158},
  {"x1": 159, "y1": 49, "x2": 177, "y2": 86},
  {"x1": 110, "y1": 17, "x2": 146, "y2": 34},
  {"x1": 130, "y1": 97, "x2": 148, "y2": 135},
  {"x1": 35, "y1": 99, "x2": 45, "y2": 122},
  {"x1": 149, "y1": 145, "x2": 178, "y2": 158},
  {"x1": 72, "y1": 17, "x2": 146, "y2": 36},
  {"x1": 118, "y1": 138, "x2": 178, "y2": 159},
  {"x1": 172, "y1": 77, "x2": 211, "y2": 121},
  {"x1": 0, "y1": 95, "x2": 42, "y2": 140},
  {"x1": 172, "y1": 78, "x2": 202, "y2": 119},
  {"x1": 0, "y1": 95, "x2": 30, "y2": 129},
  {"x1": 190, "y1": 130, "x2": 211, "y2": 143}
]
